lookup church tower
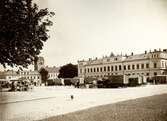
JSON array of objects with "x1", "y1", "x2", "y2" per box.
[{"x1": 34, "y1": 56, "x2": 45, "y2": 71}]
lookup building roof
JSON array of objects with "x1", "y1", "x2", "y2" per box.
[
  {"x1": 45, "y1": 66, "x2": 59, "y2": 73},
  {"x1": 78, "y1": 49, "x2": 167, "y2": 65},
  {"x1": 4, "y1": 70, "x2": 18, "y2": 76},
  {"x1": 124, "y1": 53, "x2": 148, "y2": 61}
]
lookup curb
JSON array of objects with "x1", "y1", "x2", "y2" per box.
[{"x1": 0, "y1": 96, "x2": 57, "y2": 105}]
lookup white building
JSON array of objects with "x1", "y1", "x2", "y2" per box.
[
  {"x1": 78, "y1": 49, "x2": 167, "y2": 82},
  {"x1": 45, "y1": 66, "x2": 59, "y2": 80},
  {"x1": 34, "y1": 57, "x2": 60, "y2": 80},
  {"x1": 0, "y1": 70, "x2": 41, "y2": 86},
  {"x1": 0, "y1": 56, "x2": 60, "y2": 86}
]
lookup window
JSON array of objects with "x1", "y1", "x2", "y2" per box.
[
  {"x1": 154, "y1": 72, "x2": 157, "y2": 76},
  {"x1": 154, "y1": 54, "x2": 156, "y2": 58},
  {"x1": 97, "y1": 68, "x2": 99, "y2": 72},
  {"x1": 100, "y1": 67, "x2": 102, "y2": 72},
  {"x1": 137, "y1": 64, "x2": 139, "y2": 69},
  {"x1": 108, "y1": 66, "x2": 110, "y2": 71},
  {"x1": 141, "y1": 64, "x2": 144, "y2": 69},
  {"x1": 124, "y1": 65, "x2": 126, "y2": 70},
  {"x1": 162, "y1": 61, "x2": 165, "y2": 68},
  {"x1": 115, "y1": 66, "x2": 117, "y2": 71},
  {"x1": 128, "y1": 65, "x2": 130, "y2": 70},
  {"x1": 91, "y1": 68, "x2": 93, "y2": 72},
  {"x1": 87, "y1": 68, "x2": 89, "y2": 73},
  {"x1": 119, "y1": 65, "x2": 122, "y2": 70},
  {"x1": 132, "y1": 65, "x2": 135, "y2": 70},
  {"x1": 154, "y1": 63, "x2": 157, "y2": 68},
  {"x1": 146, "y1": 73, "x2": 149, "y2": 76},
  {"x1": 80, "y1": 69, "x2": 82, "y2": 74},
  {"x1": 104, "y1": 67, "x2": 106, "y2": 72},
  {"x1": 94, "y1": 68, "x2": 96, "y2": 72},
  {"x1": 111, "y1": 66, "x2": 113, "y2": 71},
  {"x1": 146, "y1": 63, "x2": 149, "y2": 68}
]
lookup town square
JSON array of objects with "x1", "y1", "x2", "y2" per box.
[{"x1": 1, "y1": 0, "x2": 167, "y2": 121}]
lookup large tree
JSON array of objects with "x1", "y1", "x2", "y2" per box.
[
  {"x1": 58, "y1": 63, "x2": 78, "y2": 78},
  {"x1": 0, "y1": 0, "x2": 54, "y2": 68}
]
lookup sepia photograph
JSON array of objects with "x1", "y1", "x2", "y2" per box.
[{"x1": 0, "y1": 0, "x2": 167, "y2": 121}]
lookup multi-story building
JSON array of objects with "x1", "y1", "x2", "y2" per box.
[
  {"x1": 0, "y1": 56, "x2": 60, "y2": 86},
  {"x1": 45, "y1": 66, "x2": 59, "y2": 80},
  {"x1": 34, "y1": 57, "x2": 60, "y2": 80},
  {"x1": 78, "y1": 49, "x2": 167, "y2": 82},
  {"x1": 0, "y1": 70, "x2": 41, "y2": 85}
]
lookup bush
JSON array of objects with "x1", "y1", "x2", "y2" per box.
[
  {"x1": 54, "y1": 79, "x2": 62, "y2": 85},
  {"x1": 47, "y1": 79, "x2": 62, "y2": 86},
  {"x1": 64, "y1": 79, "x2": 72, "y2": 85},
  {"x1": 47, "y1": 79, "x2": 55, "y2": 86}
]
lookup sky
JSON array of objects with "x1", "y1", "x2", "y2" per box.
[{"x1": 35, "y1": 0, "x2": 167, "y2": 67}]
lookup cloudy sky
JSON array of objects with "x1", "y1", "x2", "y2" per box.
[{"x1": 35, "y1": 0, "x2": 167, "y2": 67}]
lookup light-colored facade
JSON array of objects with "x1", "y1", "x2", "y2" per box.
[
  {"x1": 34, "y1": 57, "x2": 60, "y2": 81},
  {"x1": 0, "y1": 56, "x2": 60, "y2": 86},
  {"x1": 78, "y1": 49, "x2": 167, "y2": 81},
  {"x1": 0, "y1": 70, "x2": 41, "y2": 85},
  {"x1": 45, "y1": 66, "x2": 59, "y2": 80}
]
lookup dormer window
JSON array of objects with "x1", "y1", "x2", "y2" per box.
[{"x1": 107, "y1": 59, "x2": 110, "y2": 62}]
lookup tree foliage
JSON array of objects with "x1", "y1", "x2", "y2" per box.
[
  {"x1": 39, "y1": 68, "x2": 48, "y2": 84},
  {"x1": 58, "y1": 63, "x2": 78, "y2": 78},
  {"x1": 0, "y1": 0, "x2": 54, "y2": 67}
]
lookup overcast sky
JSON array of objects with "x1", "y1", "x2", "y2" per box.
[{"x1": 35, "y1": 0, "x2": 167, "y2": 67}]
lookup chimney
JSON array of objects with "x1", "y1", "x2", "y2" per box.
[
  {"x1": 89, "y1": 58, "x2": 92, "y2": 61},
  {"x1": 145, "y1": 51, "x2": 147, "y2": 54}
]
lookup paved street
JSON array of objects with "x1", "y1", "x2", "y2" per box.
[{"x1": 0, "y1": 85, "x2": 167, "y2": 121}]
